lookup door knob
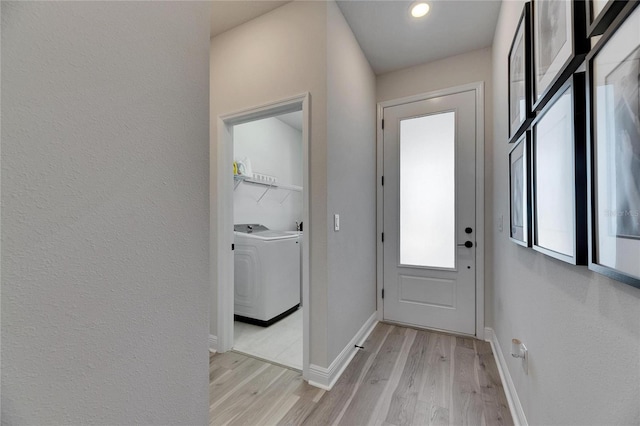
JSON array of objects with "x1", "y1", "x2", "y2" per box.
[{"x1": 457, "y1": 241, "x2": 474, "y2": 248}]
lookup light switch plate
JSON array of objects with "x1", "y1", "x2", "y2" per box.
[{"x1": 334, "y1": 214, "x2": 340, "y2": 231}]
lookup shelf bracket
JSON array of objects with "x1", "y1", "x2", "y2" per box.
[
  {"x1": 256, "y1": 185, "x2": 274, "y2": 203},
  {"x1": 279, "y1": 191, "x2": 292, "y2": 204}
]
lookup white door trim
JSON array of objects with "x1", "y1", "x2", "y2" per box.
[
  {"x1": 376, "y1": 82, "x2": 485, "y2": 339},
  {"x1": 214, "y1": 93, "x2": 311, "y2": 378}
]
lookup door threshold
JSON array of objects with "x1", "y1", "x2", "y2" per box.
[
  {"x1": 380, "y1": 319, "x2": 477, "y2": 340},
  {"x1": 230, "y1": 349, "x2": 302, "y2": 373}
]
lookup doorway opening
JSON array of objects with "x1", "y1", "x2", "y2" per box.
[
  {"x1": 216, "y1": 94, "x2": 310, "y2": 376},
  {"x1": 232, "y1": 111, "x2": 303, "y2": 369}
]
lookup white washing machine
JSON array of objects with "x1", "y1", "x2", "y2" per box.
[{"x1": 234, "y1": 224, "x2": 301, "y2": 326}]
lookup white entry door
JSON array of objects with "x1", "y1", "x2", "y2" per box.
[{"x1": 382, "y1": 89, "x2": 477, "y2": 335}]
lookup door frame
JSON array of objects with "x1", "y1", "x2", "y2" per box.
[
  {"x1": 376, "y1": 82, "x2": 485, "y2": 339},
  {"x1": 215, "y1": 93, "x2": 311, "y2": 378}
]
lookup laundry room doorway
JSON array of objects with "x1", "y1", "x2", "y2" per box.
[{"x1": 215, "y1": 94, "x2": 310, "y2": 375}]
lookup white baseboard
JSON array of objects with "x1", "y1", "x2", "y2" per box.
[
  {"x1": 209, "y1": 335, "x2": 218, "y2": 353},
  {"x1": 484, "y1": 327, "x2": 527, "y2": 426},
  {"x1": 307, "y1": 312, "x2": 378, "y2": 391}
]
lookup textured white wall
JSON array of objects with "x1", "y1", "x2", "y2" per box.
[
  {"x1": 1, "y1": 2, "x2": 211, "y2": 424},
  {"x1": 233, "y1": 117, "x2": 303, "y2": 231},
  {"x1": 491, "y1": 2, "x2": 640, "y2": 424},
  {"x1": 376, "y1": 47, "x2": 495, "y2": 321},
  {"x1": 210, "y1": 1, "x2": 329, "y2": 366},
  {"x1": 326, "y1": 1, "x2": 377, "y2": 363}
]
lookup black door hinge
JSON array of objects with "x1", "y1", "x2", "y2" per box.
[
  {"x1": 382, "y1": 119, "x2": 384, "y2": 129},
  {"x1": 381, "y1": 176, "x2": 384, "y2": 186},
  {"x1": 382, "y1": 289, "x2": 385, "y2": 299},
  {"x1": 381, "y1": 233, "x2": 384, "y2": 243},
  {"x1": 232, "y1": 244, "x2": 235, "y2": 251}
]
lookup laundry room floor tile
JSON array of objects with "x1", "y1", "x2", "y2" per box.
[{"x1": 233, "y1": 308, "x2": 303, "y2": 370}]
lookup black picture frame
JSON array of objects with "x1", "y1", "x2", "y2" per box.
[
  {"x1": 509, "y1": 131, "x2": 532, "y2": 247},
  {"x1": 586, "y1": 0, "x2": 629, "y2": 37},
  {"x1": 531, "y1": 0, "x2": 589, "y2": 112},
  {"x1": 531, "y1": 73, "x2": 588, "y2": 265},
  {"x1": 508, "y1": 2, "x2": 534, "y2": 142},
  {"x1": 586, "y1": 0, "x2": 640, "y2": 288}
]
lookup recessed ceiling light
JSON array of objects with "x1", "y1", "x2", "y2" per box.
[{"x1": 410, "y1": 2, "x2": 430, "y2": 18}]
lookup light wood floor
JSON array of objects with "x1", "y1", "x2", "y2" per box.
[{"x1": 210, "y1": 322, "x2": 513, "y2": 426}]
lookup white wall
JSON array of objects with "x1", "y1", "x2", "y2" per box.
[
  {"x1": 377, "y1": 47, "x2": 494, "y2": 102},
  {"x1": 234, "y1": 117, "x2": 303, "y2": 187},
  {"x1": 376, "y1": 47, "x2": 495, "y2": 320},
  {"x1": 491, "y1": 2, "x2": 640, "y2": 425},
  {"x1": 210, "y1": 0, "x2": 330, "y2": 366},
  {"x1": 326, "y1": 1, "x2": 377, "y2": 362},
  {"x1": 1, "y1": 2, "x2": 211, "y2": 424},
  {"x1": 211, "y1": 0, "x2": 378, "y2": 370},
  {"x1": 233, "y1": 117, "x2": 303, "y2": 231}
]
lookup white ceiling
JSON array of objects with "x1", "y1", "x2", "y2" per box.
[
  {"x1": 276, "y1": 111, "x2": 303, "y2": 132},
  {"x1": 210, "y1": 1, "x2": 290, "y2": 38},
  {"x1": 337, "y1": 0, "x2": 501, "y2": 74},
  {"x1": 210, "y1": 0, "x2": 502, "y2": 75}
]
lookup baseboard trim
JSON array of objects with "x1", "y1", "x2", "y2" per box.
[
  {"x1": 209, "y1": 335, "x2": 218, "y2": 353},
  {"x1": 307, "y1": 312, "x2": 378, "y2": 391},
  {"x1": 485, "y1": 327, "x2": 527, "y2": 426}
]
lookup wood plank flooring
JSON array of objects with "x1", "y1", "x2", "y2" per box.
[{"x1": 210, "y1": 322, "x2": 513, "y2": 426}]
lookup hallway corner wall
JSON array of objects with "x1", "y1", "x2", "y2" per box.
[
  {"x1": 326, "y1": 0, "x2": 378, "y2": 363},
  {"x1": 209, "y1": 0, "x2": 330, "y2": 366}
]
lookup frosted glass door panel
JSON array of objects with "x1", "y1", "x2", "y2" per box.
[{"x1": 400, "y1": 111, "x2": 456, "y2": 268}]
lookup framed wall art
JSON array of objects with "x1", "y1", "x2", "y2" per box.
[
  {"x1": 532, "y1": 73, "x2": 588, "y2": 265},
  {"x1": 532, "y1": 0, "x2": 588, "y2": 111},
  {"x1": 508, "y1": 2, "x2": 534, "y2": 142},
  {"x1": 586, "y1": 0, "x2": 628, "y2": 37},
  {"x1": 586, "y1": 0, "x2": 640, "y2": 288},
  {"x1": 509, "y1": 131, "x2": 532, "y2": 246}
]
